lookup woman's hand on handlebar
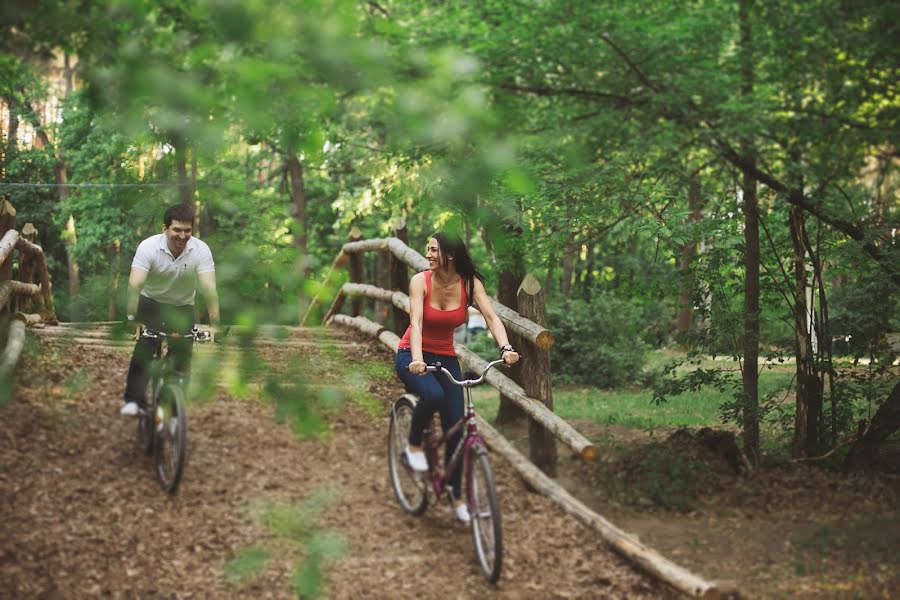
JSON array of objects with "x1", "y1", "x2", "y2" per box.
[
  {"x1": 408, "y1": 360, "x2": 427, "y2": 376},
  {"x1": 502, "y1": 350, "x2": 519, "y2": 365}
]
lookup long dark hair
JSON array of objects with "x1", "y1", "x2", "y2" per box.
[{"x1": 432, "y1": 232, "x2": 484, "y2": 307}]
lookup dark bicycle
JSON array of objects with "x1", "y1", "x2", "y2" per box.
[
  {"x1": 387, "y1": 359, "x2": 505, "y2": 583},
  {"x1": 136, "y1": 326, "x2": 211, "y2": 494}
]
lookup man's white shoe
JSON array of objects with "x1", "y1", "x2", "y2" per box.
[
  {"x1": 454, "y1": 504, "x2": 471, "y2": 524},
  {"x1": 120, "y1": 402, "x2": 140, "y2": 417},
  {"x1": 403, "y1": 444, "x2": 428, "y2": 472}
]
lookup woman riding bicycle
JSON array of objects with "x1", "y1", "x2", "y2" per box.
[{"x1": 396, "y1": 232, "x2": 519, "y2": 523}]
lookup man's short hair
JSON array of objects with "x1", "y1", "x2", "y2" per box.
[{"x1": 164, "y1": 203, "x2": 195, "y2": 227}]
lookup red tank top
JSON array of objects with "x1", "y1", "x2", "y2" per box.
[{"x1": 398, "y1": 271, "x2": 468, "y2": 356}]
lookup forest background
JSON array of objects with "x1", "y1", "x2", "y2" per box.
[{"x1": 1, "y1": 0, "x2": 898, "y2": 472}]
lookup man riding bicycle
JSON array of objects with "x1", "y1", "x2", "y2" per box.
[{"x1": 120, "y1": 203, "x2": 219, "y2": 416}]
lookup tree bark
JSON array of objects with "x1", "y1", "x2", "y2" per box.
[
  {"x1": 65, "y1": 214, "x2": 80, "y2": 301},
  {"x1": 174, "y1": 140, "x2": 193, "y2": 206},
  {"x1": 560, "y1": 239, "x2": 576, "y2": 296},
  {"x1": 107, "y1": 240, "x2": 120, "y2": 321},
  {"x1": 790, "y1": 205, "x2": 822, "y2": 458},
  {"x1": 285, "y1": 153, "x2": 308, "y2": 268},
  {"x1": 675, "y1": 174, "x2": 703, "y2": 338},
  {"x1": 739, "y1": 0, "x2": 760, "y2": 465},
  {"x1": 4, "y1": 108, "x2": 17, "y2": 178},
  {"x1": 518, "y1": 274, "x2": 558, "y2": 475}
]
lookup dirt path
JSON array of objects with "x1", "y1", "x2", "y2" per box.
[{"x1": 0, "y1": 325, "x2": 667, "y2": 599}]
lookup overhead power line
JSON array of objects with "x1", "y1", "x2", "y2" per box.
[{"x1": 0, "y1": 182, "x2": 221, "y2": 189}]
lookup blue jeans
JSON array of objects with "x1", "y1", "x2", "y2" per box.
[{"x1": 395, "y1": 349, "x2": 465, "y2": 500}]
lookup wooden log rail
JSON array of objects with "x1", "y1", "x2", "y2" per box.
[
  {"x1": 0, "y1": 314, "x2": 29, "y2": 382},
  {"x1": 333, "y1": 313, "x2": 722, "y2": 599},
  {"x1": 306, "y1": 237, "x2": 553, "y2": 350}
]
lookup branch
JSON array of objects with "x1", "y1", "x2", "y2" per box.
[
  {"x1": 599, "y1": 33, "x2": 660, "y2": 93},
  {"x1": 499, "y1": 83, "x2": 641, "y2": 108}
]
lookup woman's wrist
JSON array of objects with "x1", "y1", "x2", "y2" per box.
[{"x1": 498, "y1": 344, "x2": 514, "y2": 356}]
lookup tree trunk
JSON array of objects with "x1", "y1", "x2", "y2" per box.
[
  {"x1": 4, "y1": 109, "x2": 17, "y2": 178},
  {"x1": 580, "y1": 241, "x2": 595, "y2": 301},
  {"x1": 107, "y1": 240, "x2": 120, "y2": 321},
  {"x1": 790, "y1": 205, "x2": 822, "y2": 458},
  {"x1": 518, "y1": 274, "x2": 557, "y2": 476},
  {"x1": 65, "y1": 214, "x2": 80, "y2": 301},
  {"x1": 175, "y1": 142, "x2": 193, "y2": 206},
  {"x1": 495, "y1": 231, "x2": 526, "y2": 425},
  {"x1": 843, "y1": 381, "x2": 900, "y2": 472},
  {"x1": 675, "y1": 174, "x2": 703, "y2": 338},
  {"x1": 390, "y1": 218, "x2": 410, "y2": 334},
  {"x1": 285, "y1": 153, "x2": 308, "y2": 265},
  {"x1": 738, "y1": 0, "x2": 760, "y2": 465},
  {"x1": 560, "y1": 239, "x2": 576, "y2": 296}
]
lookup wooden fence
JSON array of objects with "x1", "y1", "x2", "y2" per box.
[
  {"x1": 309, "y1": 229, "x2": 723, "y2": 598},
  {"x1": 0, "y1": 200, "x2": 58, "y2": 385}
]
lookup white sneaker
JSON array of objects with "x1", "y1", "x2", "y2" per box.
[
  {"x1": 403, "y1": 444, "x2": 428, "y2": 472},
  {"x1": 120, "y1": 402, "x2": 140, "y2": 417},
  {"x1": 454, "y1": 504, "x2": 471, "y2": 524}
]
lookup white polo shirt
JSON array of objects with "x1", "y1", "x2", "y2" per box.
[{"x1": 132, "y1": 234, "x2": 215, "y2": 306}]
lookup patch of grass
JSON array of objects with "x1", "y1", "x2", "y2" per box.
[
  {"x1": 594, "y1": 442, "x2": 722, "y2": 512},
  {"x1": 473, "y1": 371, "x2": 794, "y2": 430}
]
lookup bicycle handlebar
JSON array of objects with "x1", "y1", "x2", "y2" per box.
[
  {"x1": 423, "y1": 358, "x2": 507, "y2": 387},
  {"x1": 140, "y1": 326, "x2": 213, "y2": 343}
]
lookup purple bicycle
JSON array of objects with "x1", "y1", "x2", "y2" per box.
[{"x1": 387, "y1": 359, "x2": 504, "y2": 583}]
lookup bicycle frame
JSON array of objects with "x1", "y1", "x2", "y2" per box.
[
  {"x1": 420, "y1": 360, "x2": 505, "y2": 500},
  {"x1": 142, "y1": 326, "x2": 211, "y2": 390}
]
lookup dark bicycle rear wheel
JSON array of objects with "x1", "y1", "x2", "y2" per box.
[
  {"x1": 467, "y1": 444, "x2": 503, "y2": 583},
  {"x1": 387, "y1": 395, "x2": 428, "y2": 515},
  {"x1": 154, "y1": 383, "x2": 187, "y2": 494}
]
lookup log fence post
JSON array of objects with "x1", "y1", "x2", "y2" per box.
[
  {"x1": 518, "y1": 273, "x2": 558, "y2": 476},
  {"x1": 389, "y1": 219, "x2": 410, "y2": 334},
  {"x1": 374, "y1": 244, "x2": 390, "y2": 325},
  {"x1": 18, "y1": 223, "x2": 36, "y2": 313},
  {"x1": 0, "y1": 200, "x2": 15, "y2": 271},
  {"x1": 348, "y1": 227, "x2": 364, "y2": 317}
]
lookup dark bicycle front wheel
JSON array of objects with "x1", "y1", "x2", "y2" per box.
[
  {"x1": 467, "y1": 444, "x2": 503, "y2": 583},
  {"x1": 154, "y1": 383, "x2": 187, "y2": 494},
  {"x1": 387, "y1": 395, "x2": 428, "y2": 515},
  {"x1": 137, "y1": 377, "x2": 160, "y2": 455}
]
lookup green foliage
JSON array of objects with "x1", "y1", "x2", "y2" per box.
[
  {"x1": 224, "y1": 546, "x2": 270, "y2": 583},
  {"x1": 547, "y1": 293, "x2": 649, "y2": 388},
  {"x1": 228, "y1": 490, "x2": 346, "y2": 598}
]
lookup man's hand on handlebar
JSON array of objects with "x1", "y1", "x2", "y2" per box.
[{"x1": 502, "y1": 350, "x2": 519, "y2": 365}]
